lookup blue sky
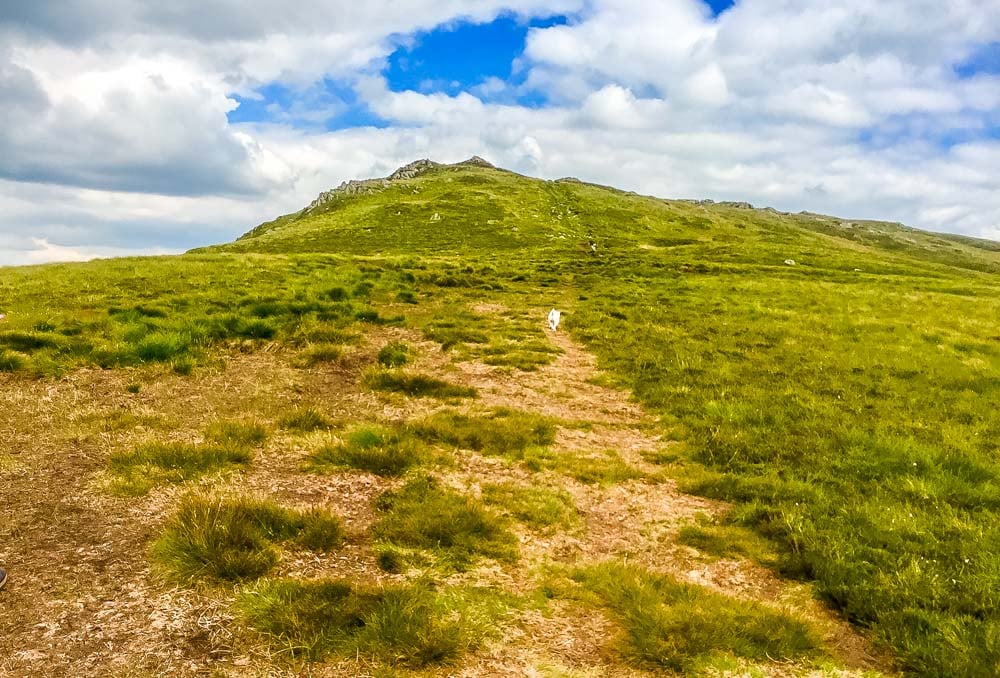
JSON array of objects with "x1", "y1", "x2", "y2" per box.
[
  {"x1": 1, "y1": 0, "x2": 999, "y2": 265},
  {"x1": 227, "y1": 1, "x2": 740, "y2": 129}
]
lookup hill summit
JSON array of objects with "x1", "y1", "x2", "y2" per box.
[{"x1": 215, "y1": 156, "x2": 999, "y2": 276}]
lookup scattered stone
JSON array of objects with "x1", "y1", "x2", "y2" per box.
[{"x1": 784, "y1": 259, "x2": 796, "y2": 266}]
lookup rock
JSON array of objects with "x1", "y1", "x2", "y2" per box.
[
  {"x1": 718, "y1": 201, "x2": 754, "y2": 209},
  {"x1": 455, "y1": 155, "x2": 495, "y2": 168},
  {"x1": 784, "y1": 259, "x2": 796, "y2": 266},
  {"x1": 389, "y1": 159, "x2": 440, "y2": 181},
  {"x1": 302, "y1": 155, "x2": 499, "y2": 214},
  {"x1": 430, "y1": 212, "x2": 441, "y2": 222},
  {"x1": 303, "y1": 179, "x2": 390, "y2": 212}
]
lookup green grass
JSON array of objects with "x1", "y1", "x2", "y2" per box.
[
  {"x1": 420, "y1": 305, "x2": 560, "y2": 370},
  {"x1": 308, "y1": 424, "x2": 435, "y2": 477},
  {"x1": 238, "y1": 578, "x2": 509, "y2": 665},
  {"x1": 203, "y1": 420, "x2": 268, "y2": 448},
  {"x1": 364, "y1": 370, "x2": 477, "y2": 399},
  {"x1": 481, "y1": 482, "x2": 578, "y2": 533},
  {"x1": 377, "y1": 340, "x2": 410, "y2": 367},
  {"x1": 677, "y1": 515, "x2": 778, "y2": 564},
  {"x1": 6, "y1": 159, "x2": 1000, "y2": 673},
  {"x1": 151, "y1": 495, "x2": 345, "y2": 583},
  {"x1": 0, "y1": 255, "x2": 404, "y2": 377},
  {"x1": 107, "y1": 441, "x2": 252, "y2": 495},
  {"x1": 373, "y1": 476, "x2": 517, "y2": 570},
  {"x1": 279, "y1": 407, "x2": 335, "y2": 432},
  {"x1": 559, "y1": 561, "x2": 818, "y2": 672},
  {"x1": 520, "y1": 447, "x2": 644, "y2": 485},
  {"x1": 293, "y1": 342, "x2": 343, "y2": 367},
  {"x1": 0, "y1": 349, "x2": 26, "y2": 372},
  {"x1": 412, "y1": 408, "x2": 556, "y2": 455}
]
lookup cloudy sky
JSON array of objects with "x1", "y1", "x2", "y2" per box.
[{"x1": 1, "y1": 0, "x2": 998, "y2": 265}]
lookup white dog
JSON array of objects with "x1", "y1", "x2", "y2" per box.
[{"x1": 547, "y1": 308, "x2": 561, "y2": 331}]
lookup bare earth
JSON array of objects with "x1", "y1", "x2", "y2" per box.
[{"x1": 0, "y1": 316, "x2": 893, "y2": 677}]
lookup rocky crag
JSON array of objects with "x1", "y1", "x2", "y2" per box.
[{"x1": 303, "y1": 157, "x2": 495, "y2": 214}]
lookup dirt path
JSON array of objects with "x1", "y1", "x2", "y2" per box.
[{"x1": 0, "y1": 322, "x2": 890, "y2": 677}]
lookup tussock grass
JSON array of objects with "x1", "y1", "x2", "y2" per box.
[
  {"x1": 377, "y1": 340, "x2": 410, "y2": 367},
  {"x1": 279, "y1": 407, "x2": 335, "y2": 432},
  {"x1": 373, "y1": 476, "x2": 517, "y2": 569},
  {"x1": 0, "y1": 349, "x2": 26, "y2": 372},
  {"x1": 481, "y1": 482, "x2": 578, "y2": 533},
  {"x1": 309, "y1": 424, "x2": 434, "y2": 477},
  {"x1": 521, "y1": 447, "x2": 643, "y2": 485},
  {"x1": 7, "y1": 159, "x2": 1000, "y2": 673},
  {"x1": 108, "y1": 441, "x2": 251, "y2": 495},
  {"x1": 677, "y1": 515, "x2": 777, "y2": 564},
  {"x1": 561, "y1": 561, "x2": 818, "y2": 671},
  {"x1": 203, "y1": 420, "x2": 268, "y2": 448},
  {"x1": 151, "y1": 495, "x2": 345, "y2": 583},
  {"x1": 413, "y1": 408, "x2": 555, "y2": 455},
  {"x1": 364, "y1": 370, "x2": 477, "y2": 399},
  {"x1": 293, "y1": 343, "x2": 343, "y2": 367},
  {"x1": 238, "y1": 578, "x2": 509, "y2": 665}
]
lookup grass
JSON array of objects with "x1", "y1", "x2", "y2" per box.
[
  {"x1": 308, "y1": 424, "x2": 435, "y2": 477},
  {"x1": 481, "y1": 482, "x2": 578, "y2": 533},
  {"x1": 279, "y1": 407, "x2": 335, "y2": 432},
  {"x1": 151, "y1": 495, "x2": 345, "y2": 583},
  {"x1": 558, "y1": 561, "x2": 818, "y2": 672},
  {"x1": 203, "y1": 420, "x2": 268, "y2": 448},
  {"x1": 520, "y1": 447, "x2": 644, "y2": 485},
  {"x1": 412, "y1": 408, "x2": 556, "y2": 455},
  {"x1": 6, "y1": 159, "x2": 1000, "y2": 673},
  {"x1": 377, "y1": 340, "x2": 410, "y2": 367},
  {"x1": 0, "y1": 255, "x2": 404, "y2": 377},
  {"x1": 364, "y1": 369, "x2": 477, "y2": 399},
  {"x1": 677, "y1": 514, "x2": 778, "y2": 564},
  {"x1": 420, "y1": 305, "x2": 561, "y2": 370},
  {"x1": 107, "y1": 441, "x2": 252, "y2": 495},
  {"x1": 0, "y1": 349, "x2": 26, "y2": 372},
  {"x1": 238, "y1": 578, "x2": 509, "y2": 665},
  {"x1": 293, "y1": 342, "x2": 343, "y2": 367},
  {"x1": 373, "y1": 476, "x2": 517, "y2": 570}
]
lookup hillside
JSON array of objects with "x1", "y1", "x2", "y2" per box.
[{"x1": 2, "y1": 158, "x2": 1000, "y2": 677}]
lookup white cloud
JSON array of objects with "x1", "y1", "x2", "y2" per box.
[{"x1": 1, "y1": 0, "x2": 999, "y2": 266}]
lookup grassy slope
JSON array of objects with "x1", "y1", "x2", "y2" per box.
[{"x1": 3, "y1": 161, "x2": 1000, "y2": 675}]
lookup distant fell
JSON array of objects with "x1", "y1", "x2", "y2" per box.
[{"x1": 204, "y1": 157, "x2": 999, "y2": 275}]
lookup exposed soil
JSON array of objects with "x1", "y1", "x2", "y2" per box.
[{"x1": 0, "y1": 319, "x2": 892, "y2": 677}]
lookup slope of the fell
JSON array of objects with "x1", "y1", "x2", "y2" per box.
[
  {"x1": 2, "y1": 159, "x2": 1000, "y2": 676},
  {"x1": 208, "y1": 158, "x2": 1000, "y2": 278}
]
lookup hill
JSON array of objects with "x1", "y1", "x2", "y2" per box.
[{"x1": 1, "y1": 158, "x2": 1000, "y2": 676}]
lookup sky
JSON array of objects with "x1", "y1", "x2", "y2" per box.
[{"x1": 0, "y1": 0, "x2": 999, "y2": 265}]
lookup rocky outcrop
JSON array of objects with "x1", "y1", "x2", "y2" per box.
[
  {"x1": 455, "y1": 155, "x2": 495, "y2": 169},
  {"x1": 303, "y1": 156, "x2": 495, "y2": 214},
  {"x1": 389, "y1": 159, "x2": 441, "y2": 181},
  {"x1": 303, "y1": 179, "x2": 391, "y2": 213}
]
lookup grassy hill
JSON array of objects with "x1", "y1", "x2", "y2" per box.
[{"x1": 2, "y1": 158, "x2": 999, "y2": 676}]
